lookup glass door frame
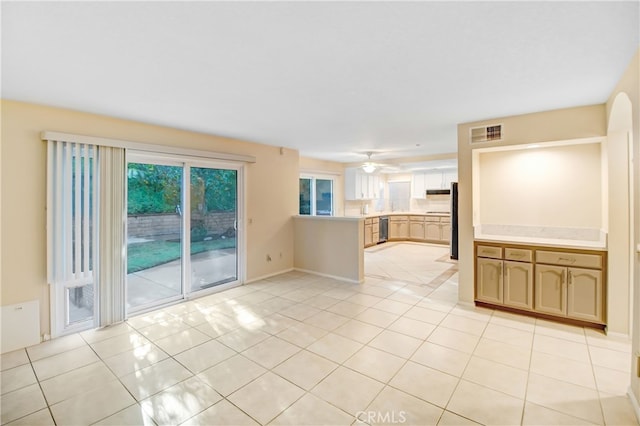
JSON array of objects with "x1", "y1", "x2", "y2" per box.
[{"x1": 125, "y1": 151, "x2": 245, "y2": 316}]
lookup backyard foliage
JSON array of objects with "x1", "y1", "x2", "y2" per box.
[{"x1": 127, "y1": 163, "x2": 237, "y2": 214}]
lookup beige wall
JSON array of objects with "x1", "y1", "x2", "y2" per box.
[
  {"x1": 606, "y1": 49, "x2": 640, "y2": 413},
  {"x1": 477, "y1": 143, "x2": 603, "y2": 228},
  {"x1": 293, "y1": 216, "x2": 364, "y2": 282},
  {"x1": 457, "y1": 105, "x2": 606, "y2": 306},
  {"x1": 1, "y1": 100, "x2": 299, "y2": 336}
]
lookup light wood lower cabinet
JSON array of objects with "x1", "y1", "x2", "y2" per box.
[
  {"x1": 475, "y1": 241, "x2": 606, "y2": 327},
  {"x1": 364, "y1": 217, "x2": 380, "y2": 248},
  {"x1": 389, "y1": 216, "x2": 409, "y2": 239},
  {"x1": 504, "y1": 261, "x2": 534, "y2": 310},
  {"x1": 409, "y1": 219, "x2": 425, "y2": 240},
  {"x1": 535, "y1": 264, "x2": 566, "y2": 316},
  {"x1": 476, "y1": 258, "x2": 534, "y2": 310},
  {"x1": 476, "y1": 258, "x2": 503, "y2": 304},
  {"x1": 567, "y1": 267, "x2": 602, "y2": 323}
]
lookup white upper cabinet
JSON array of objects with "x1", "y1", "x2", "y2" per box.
[
  {"x1": 411, "y1": 169, "x2": 458, "y2": 198},
  {"x1": 345, "y1": 168, "x2": 380, "y2": 200},
  {"x1": 442, "y1": 170, "x2": 458, "y2": 189},
  {"x1": 411, "y1": 173, "x2": 426, "y2": 198}
]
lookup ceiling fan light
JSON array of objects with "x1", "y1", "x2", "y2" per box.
[{"x1": 362, "y1": 163, "x2": 376, "y2": 173}]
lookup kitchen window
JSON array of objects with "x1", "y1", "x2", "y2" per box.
[{"x1": 299, "y1": 176, "x2": 334, "y2": 216}]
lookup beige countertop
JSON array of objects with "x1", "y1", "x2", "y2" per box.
[{"x1": 347, "y1": 212, "x2": 451, "y2": 218}]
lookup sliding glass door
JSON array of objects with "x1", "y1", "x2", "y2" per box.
[
  {"x1": 126, "y1": 154, "x2": 241, "y2": 314},
  {"x1": 126, "y1": 162, "x2": 184, "y2": 310},
  {"x1": 190, "y1": 166, "x2": 238, "y2": 290}
]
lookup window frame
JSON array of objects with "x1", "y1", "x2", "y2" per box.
[{"x1": 299, "y1": 174, "x2": 335, "y2": 217}]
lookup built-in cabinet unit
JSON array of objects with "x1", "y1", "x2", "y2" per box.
[
  {"x1": 409, "y1": 216, "x2": 425, "y2": 239},
  {"x1": 389, "y1": 216, "x2": 409, "y2": 240},
  {"x1": 411, "y1": 169, "x2": 458, "y2": 198},
  {"x1": 364, "y1": 217, "x2": 380, "y2": 248},
  {"x1": 361, "y1": 214, "x2": 450, "y2": 247},
  {"x1": 425, "y1": 216, "x2": 451, "y2": 243},
  {"x1": 475, "y1": 241, "x2": 606, "y2": 327},
  {"x1": 534, "y1": 250, "x2": 603, "y2": 323},
  {"x1": 345, "y1": 168, "x2": 381, "y2": 200},
  {"x1": 404, "y1": 215, "x2": 450, "y2": 244}
]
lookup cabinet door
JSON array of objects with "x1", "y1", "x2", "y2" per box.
[
  {"x1": 371, "y1": 174, "x2": 380, "y2": 199},
  {"x1": 344, "y1": 168, "x2": 366, "y2": 200},
  {"x1": 504, "y1": 261, "x2": 533, "y2": 310},
  {"x1": 425, "y1": 171, "x2": 442, "y2": 189},
  {"x1": 440, "y1": 224, "x2": 451, "y2": 243},
  {"x1": 358, "y1": 173, "x2": 367, "y2": 199},
  {"x1": 476, "y1": 258, "x2": 503, "y2": 304},
  {"x1": 425, "y1": 222, "x2": 441, "y2": 241},
  {"x1": 535, "y1": 265, "x2": 566, "y2": 316},
  {"x1": 442, "y1": 170, "x2": 458, "y2": 189},
  {"x1": 411, "y1": 173, "x2": 426, "y2": 198},
  {"x1": 397, "y1": 221, "x2": 409, "y2": 238},
  {"x1": 567, "y1": 268, "x2": 603, "y2": 323},
  {"x1": 364, "y1": 224, "x2": 373, "y2": 247},
  {"x1": 409, "y1": 221, "x2": 425, "y2": 240},
  {"x1": 389, "y1": 222, "x2": 399, "y2": 239}
]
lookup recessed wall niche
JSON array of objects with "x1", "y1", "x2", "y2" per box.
[{"x1": 472, "y1": 137, "x2": 607, "y2": 247}]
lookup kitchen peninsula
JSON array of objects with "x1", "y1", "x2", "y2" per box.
[{"x1": 293, "y1": 211, "x2": 452, "y2": 284}]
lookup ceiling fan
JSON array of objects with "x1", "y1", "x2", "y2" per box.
[
  {"x1": 359, "y1": 152, "x2": 403, "y2": 174},
  {"x1": 361, "y1": 152, "x2": 378, "y2": 173}
]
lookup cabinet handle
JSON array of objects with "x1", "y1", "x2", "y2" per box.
[
  {"x1": 558, "y1": 257, "x2": 576, "y2": 264},
  {"x1": 562, "y1": 269, "x2": 567, "y2": 286},
  {"x1": 568, "y1": 270, "x2": 573, "y2": 285}
]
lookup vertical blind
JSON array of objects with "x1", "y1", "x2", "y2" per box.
[
  {"x1": 97, "y1": 146, "x2": 126, "y2": 327},
  {"x1": 46, "y1": 138, "x2": 126, "y2": 334},
  {"x1": 47, "y1": 141, "x2": 98, "y2": 286}
]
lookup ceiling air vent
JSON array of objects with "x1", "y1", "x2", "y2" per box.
[{"x1": 470, "y1": 124, "x2": 503, "y2": 144}]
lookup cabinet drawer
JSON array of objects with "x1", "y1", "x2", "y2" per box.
[
  {"x1": 409, "y1": 216, "x2": 425, "y2": 222},
  {"x1": 504, "y1": 248, "x2": 533, "y2": 262},
  {"x1": 536, "y1": 251, "x2": 602, "y2": 269},
  {"x1": 365, "y1": 218, "x2": 373, "y2": 225},
  {"x1": 425, "y1": 216, "x2": 440, "y2": 222},
  {"x1": 440, "y1": 216, "x2": 451, "y2": 223},
  {"x1": 390, "y1": 216, "x2": 408, "y2": 222},
  {"x1": 372, "y1": 218, "x2": 379, "y2": 225},
  {"x1": 477, "y1": 245, "x2": 502, "y2": 259}
]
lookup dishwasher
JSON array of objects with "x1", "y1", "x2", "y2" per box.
[{"x1": 378, "y1": 216, "x2": 389, "y2": 243}]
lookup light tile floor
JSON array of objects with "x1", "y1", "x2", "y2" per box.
[{"x1": 1, "y1": 242, "x2": 638, "y2": 425}]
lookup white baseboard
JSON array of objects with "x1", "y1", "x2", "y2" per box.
[
  {"x1": 293, "y1": 268, "x2": 364, "y2": 284},
  {"x1": 244, "y1": 268, "x2": 294, "y2": 284},
  {"x1": 629, "y1": 387, "x2": 640, "y2": 424},
  {"x1": 606, "y1": 330, "x2": 632, "y2": 340}
]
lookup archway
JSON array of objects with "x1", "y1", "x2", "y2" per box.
[{"x1": 606, "y1": 92, "x2": 634, "y2": 336}]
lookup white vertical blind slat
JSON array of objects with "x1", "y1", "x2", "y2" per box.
[
  {"x1": 64, "y1": 142, "x2": 73, "y2": 281},
  {"x1": 74, "y1": 144, "x2": 81, "y2": 279},
  {"x1": 98, "y1": 146, "x2": 126, "y2": 327},
  {"x1": 83, "y1": 147, "x2": 90, "y2": 278}
]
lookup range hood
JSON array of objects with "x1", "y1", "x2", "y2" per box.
[{"x1": 426, "y1": 189, "x2": 450, "y2": 195}]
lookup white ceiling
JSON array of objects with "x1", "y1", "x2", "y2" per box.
[{"x1": 2, "y1": 2, "x2": 638, "y2": 163}]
